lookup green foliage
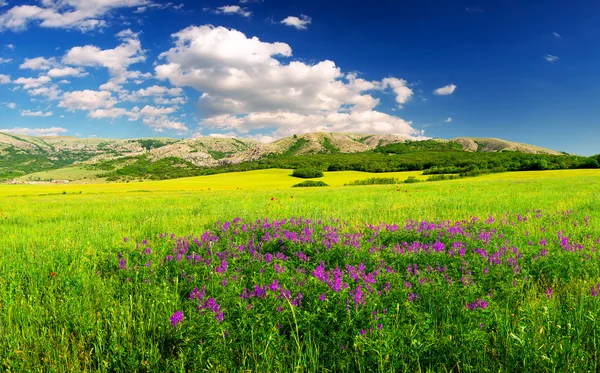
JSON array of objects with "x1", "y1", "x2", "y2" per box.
[
  {"x1": 321, "y1": 137, "x2": 340, "y2": 153},
  {"x1": 345, "y1": 177, "x2": 400, "y2": 186},
  {"x1": 283, "y1": 138, "x2": 309, "y2": 156},
  {"x1": 292, "y1": 168, "x2": 324, "y2": 179},
  {"x1": 134, "y1": 139, "x2": 171, "y2": 151},
  {"x1": 374, "y1": 139, "x2": 463, "y2": 154},
  {"x1": 99, "y1": 155, "x2": 201, "y2": 181},
  {"x1": 427, "y1": 174, "x2": 461, "y2": 182},
  {"x1": 403, "y1": 176, "x2": 421, "y2": 183},
  {"x1": 0, "y1": 146, "x2": 93, "y2": 180},
  {"x1": 208, "y1": 150, "x2": 228, "y2": 160},
  {"x1": 292, "y1": 180, "x2": 329, "y2": 187}
]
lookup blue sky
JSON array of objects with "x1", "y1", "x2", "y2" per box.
[{"x1": 0, "y1": 0, "x2": 599, "y2": 155}]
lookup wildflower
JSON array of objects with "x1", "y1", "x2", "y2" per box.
[
  {"x1": 545, "y1": 288, "x2": 553, "y2": 299},
  {"x1": 50, "y1": 272, "x2": 55, "y2": 277},
  {"x1": 408, "y1": 292, "x2": 418, "y2": 302},
  {"x1": 170, "y1": 310, "x2": 184, "y2": 327},
  {"x1": 319, "y1": 293, "x2": 326, "y2": 301},
  {"x1": 119, "y1": 258, "x2": 126, "y2": 269},
  {"x1": 123, "y1": 237, "x2": 128, "y2": 243}
]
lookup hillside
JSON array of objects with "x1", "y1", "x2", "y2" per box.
[{"x1": 0, "y1": 131, "x2": 581, "y2": 182}]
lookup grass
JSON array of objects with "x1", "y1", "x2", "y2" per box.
[
  {"x1": 1, "y1": 168, "x2": 600, "y2": 371},
  {"x1": 15, "y1": 166, "x2": 104, "y2": 183}
]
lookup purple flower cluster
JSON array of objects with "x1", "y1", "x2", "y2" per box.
[{"x1": 111, "y1": 212, "x2": 600, "y2": 335}]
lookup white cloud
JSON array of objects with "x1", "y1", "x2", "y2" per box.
[
  {"x1": 63, "y1": 29, "x2": 145, "y2": 85},
  {"x1": 0, "y1": 73, "x2": 10, "y2": 84},
  {"x1": 20, "y1": 109, "x2": 53, "y2": 117},
  {"x1": 14, "y1": 75, "x2": 51, "y2": 88},
  {"x1": 0, "y1": 57, "x2": 11, "y2": 64},
  {"x1": 47, "y1": 66, "x2": 88, "y2": 77},
  {"x1": 0, "y1": 127, "x2": 67, "y2": 136},
  {"x1": 0, "y1": 0, "x2": 150, "y2": 32},
  {"x1": 433, "y1": 84, "x2": 457, "y2": 95},
  {"x1": 155, "y1": 25, "x2": 422, "y2": 139},
  {"x1": 444, "y1": 117, "x2": 452, "y2": 123},
  {"x1": 135, "y1": 85, "x2": 183, "y2": 97},
  {"x1": 20, "y1": 57, "x2": 58, "y2": 70},
  {"x1": 215, "y1": 5, "x2": 251, "y2": 17},
  {"x1": 543, "y1": 54, "x2": 559, "y2": 63},
  {"x1": 142, "y1": 116, "x2": 188, "y2": 132},
  {"x1": 28, "y1": 84, "x2": 62, "y2": 100},
  {"x1": 0, "y1": 1, "x2": 8, "y2": 7},
  {"x1": 281, "y1": 15, "x2": 311, "y2": 30},
  {"x1": 381, "y1": 77, "x2": 413, "y2": 107},
  {"x1": 4, "y1": 102, "x2": 16, "y2": 109},
  {"x1": 59, "y1": 89, "x2": 116, "y2": 111},
  {"x1": 6, "y1": 44, "x2": 15, "y2": 50},
  {"x1": 154, "y1": 96, "x2": 186, "y2": 105},
  {"x1": 552, "y1": 32, "x2": 562, "y2": 39},
  {"x1": 88, "y1": 107, "x2": 130, "y2": 119}
]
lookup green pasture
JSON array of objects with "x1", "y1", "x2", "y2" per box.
[{"x1": 1, "y1": 168, "x2": 600, "y2": 371}]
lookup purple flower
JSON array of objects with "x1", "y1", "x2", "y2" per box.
[
  {"x1": 319, "y1": 293, "x2": 327, "y2": 301},
  {"x1": 408, "y1": 292, "x2": 418, "y2": 302},
  {"x1": 170, "y1": 310, "x2": 184, "y2": 327},
  {"x1": 119, "y1": 258, "x2": 126, "y2": 269},
  {"x1": 545, "y1": 288, "x2": 553, "y2": 299}
]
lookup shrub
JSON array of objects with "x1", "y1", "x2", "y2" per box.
[
  {"x1": 427, "y1": 174, "x2": 461, "y2": 182},
  {"x1": 404, "y1": 176, "x2": 422, "y2": 184},
  {"x1": 292, "y1": 168, "x2": 324, "y2": 179},
  {"x1": 345, "y1": 177, "x2": 400, "y2": 186},
  {"x1": 292, "y1": 180, "x2": 329, "y2": 188}
]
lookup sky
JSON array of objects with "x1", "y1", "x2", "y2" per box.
[{"x1": 0, "y1": 0, "x2": 599, "y2": 155}]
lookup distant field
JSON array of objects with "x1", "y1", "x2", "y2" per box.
[
  {"x1": 2, "y1": 169, "x2": 427, "y2": 196},
  {"x1": 2, "y1": 169, "x2": 600, "y2": 371},
  {"x1": 4, "y1": 168, "x2": 600, "y2": 197},
  {"x1": 15, "y1": 166, "x2": 104, "y2": 183}
]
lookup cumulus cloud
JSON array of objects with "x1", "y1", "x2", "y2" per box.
[
  {"x1": 0, "y1": 57, "x2": 11, "y2": 64},
  {"x1": 20, "y1": 57, "x2": 58, "y2": 70},
  {"x1": 47, "y1": 66, "x2": 88, "y2": 77},
  {"x1": 215, "y1": 5, "x2": 251, "y2": 17},
  {"x1": 281, "y1": 15, "x2": 311, "y2": 30},
  {"x1": 0, "y1": 127, "x2": 67, "y2": 136},
  {"x1": 543, "y1": 54, "x2": 559, "y2": 63},
  {"x1": 444, "y1": 117, "x2": 452, "y2": 123},
  {"x1": 155, "y1": 25, "x2": 422, "y2": 139},
  {"x1": 0, "y1": 0, "x2": 150, "y2": 32},
  {"x1": 59, "y1": 89, "x2": 185, "y2": 132},
  {"x1": 4, "y1": 102, "x2": 17, "y2": 109},
  {"x1": 63, "y1": 29, "x2": 146, "y2": 86},
  {"x1": 142, "y1": 116, "x2": 188, "y2": 132},
  {"x1": 59, "y1": 89, "x2": 116, "y2": 111},
  {"x1": 20, "y1": 109, "x2": 53, "y2": 117},
  {"x1": 13, "y1": 75, "x2": 51, "y2": 88},
  {"x1": 433, "y1": 84, "x2": 457, "y2": 95},
  {"x1": 0, "y1": 73, "x2": 10, "y2": 84}
]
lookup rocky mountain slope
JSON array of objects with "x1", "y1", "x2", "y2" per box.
[{"x1": 0, "y1": 131, "x2": 563, "y2": 180}]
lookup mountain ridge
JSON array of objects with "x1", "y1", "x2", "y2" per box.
[{"x1": 0, "y1": 131, "x2": 568, "y2": 181}]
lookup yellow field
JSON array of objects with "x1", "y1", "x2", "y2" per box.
[
  {"x1": 1, "y1": 169, "x2": 427, "y2": 196},
  {"x1": 4, "y1": 168, "x2": 600, "y2": 198}
]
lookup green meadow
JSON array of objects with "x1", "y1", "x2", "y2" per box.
[{"x1": 2, "y1": 169, "x2": 600, "y2": 372}]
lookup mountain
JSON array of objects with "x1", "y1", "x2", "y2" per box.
[{"x1": 0, "y1": 131, "x2": 567, "y2": 181}]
